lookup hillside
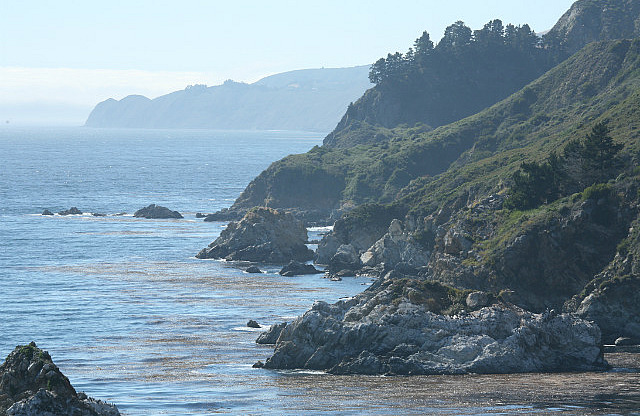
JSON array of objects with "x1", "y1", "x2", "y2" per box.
[
  {"x1": 85, "y1": 66, "x2": 372, "y2": 132},
  {"x1": 324, "y1": 0, "x2": 640, "y2": 148},
  {"x1": 204, "y1": 0, "x2": 640, "y2": 371}
]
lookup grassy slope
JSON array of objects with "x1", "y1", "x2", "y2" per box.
[{"x1": 230, "y1": 40, "x2": 640, "y2": 220}]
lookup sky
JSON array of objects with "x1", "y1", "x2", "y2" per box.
[{"x1": 1, "y1": 0, "x2": 576, "y2": 125}]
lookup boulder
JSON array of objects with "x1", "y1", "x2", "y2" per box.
[
  {"x1": 196, "y1": 207, "x2": 314, "y2": 263},
  {"x1": 0, "y1": 342, "x2": 120, "y2": 415},
  {"x1": 328, "y1": 244, "x2": 361, "y2": 273},
  {"x1": 92, "y1": 213, "x2": 106, "y2": 217},
  {"x1": 279, "y1": 261, "x2": 319, "y2": 276},
  {"x1": 575, "y1": 275, "x2": 640, "y2": 344},
  {"x1": 360, "y1": 219, "x2": 430, "y2": 270},
  {"x1": 245, "y1": 266, "x2": 263, "y2": 274},
  {"x1": 466, "y1": 291, "x2": 490, "y2": 309},
  {"x1": 133, "y1": 204, "x2": 183, "y2": 219},
  {"x1": 41, "y1": 210, "x2": 53, "y2": 216},
  {"x1": 58, "y1": 207, "x2": 82, "y2": 216},
  {"x1": 260, "y1": 279, "x2": 606, "y2": 375},
  {"x1": 247, "y1": 320, "x2": 261, "y2": 328}
]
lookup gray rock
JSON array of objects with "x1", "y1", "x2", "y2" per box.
[
  {"x1": 328, "y1": 244, "x2": 361, "y2": 273},
  {"x1": 466, "y1": 291, "x2": 490, "y2": 309},
  {"x1": 256, "y1": 322, "x2": 288, "y2": 344},
  {"x1": 57, "y1": 207, "x2": 82, "y2": 216},
  {"x1": 133, "y1": 204, "x2": 183, "y2": 219},
  {"x1": 360, "y1": 219, "x2": 430, "y2": 270},
  {"x1": 279, "y1": 261, "x2": 319, "y2": 276},
  {"x1": 196, "y1": 207, "x2": 314, "y2": 263},
  {"x1": 41, "y1": 210, "x2": 53, "y2": 216},
  {"x1": 0, "y1": 342, "x2": 120, "y2": 415},
  {"x1": 575, "y1": 275, "x2": 640, "y2": 344},
  {"x1": 261, "y1": 280, "x2": 606, "y2": 375},
  {"x1": 245, "y1": 266, "x2": 263, "y2": 274},
  {"x1": 247, "y1": 320, "x2": 261, "y2": 328}
]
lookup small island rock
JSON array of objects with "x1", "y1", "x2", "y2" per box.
[
  {"x1": 133, "y1": 204, "x2": 183, "y2": 219},
  {"x1": 279, "y1": 261, "x2": 319, "y2": 276},
  {"x1": 247, "y1": 320, "x2": 261, "y2": 328},
  {"x1": 196, "y1": 207, "x2": 314, "y2": 263},
  {"x1": 0, "y1": 342, "x2": 120, "y2": 415},
  {"x1": 245, "y1": 266, "x2": 263, "y2": 274},
  {"x1": 41, "y1": 210, "x2": 53, "y2": 216},
  {"x1": 58, "y1": 207, "x2": 82, "y2": 216}
]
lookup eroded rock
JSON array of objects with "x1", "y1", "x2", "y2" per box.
[
  {"x1": 0, "y1": 342, "x2": 120, "y2": 415},
  {"x1": 259, "y1": 279, "x2": 606, "y2": 375},
  {"x1": 133, "y1": 204, "x2": 183, "y2": 219},
  {"x1": 196, "y1": 207, "x2": 313, "y2": 263}
]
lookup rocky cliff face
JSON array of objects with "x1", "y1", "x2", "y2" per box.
[
  {"x1": 0, "y1": 342, "x2": 120, "y2": 415},
  {"x1": 545, "y1": 0, "x2": 640, "y2": 57},
  {"x1": 259, "y1": 278, "x2": 606, "y2": 375},
  {"x1": 196, "y1": 207, "x2": 313, "y2": 263}
]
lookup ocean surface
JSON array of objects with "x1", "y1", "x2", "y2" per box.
[{"x1": 1, "y1": 126, "x2": 638, "y2": 415}]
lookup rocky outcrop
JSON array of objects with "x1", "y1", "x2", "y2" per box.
[
  {"x1": 279, "y1": 261, "x2": 319, "y2": 276},
  {"x1": 545, "y1": 0, "x2": 640, "y2": 57},
  {"x1": 360, "y1": 219, "x2": 430, "y2": 272},
  {"x1": 133, "y1": 204, "x2": 183, "y2": 219},
  {"x1": 259, "y1": 279, "x2": 606, "y2": 375},
  {"x1": 256, "y1": 322, "x2": 287, "y2": 345},
  {"x1": 0, "y1": 342, "x2": 120, "y2": 415},
  {"x1": 41, "y1": 210, "x2": 53, "y2": 216},
  {"x1": 316, "y1": 205, "x2": 402, "y2": 268},
  {"x1": 58, "y1": 207, "x2": 82, "y2": 216},
  {"x1": 575, "y1": 275, "x2": 640, "y2": 344},
  {"x1": 245, "y1": 266, "x2": 263, "y2": 274},
  {"x1": 196, "y1": 207, "x2": 314, "y2": 263}
]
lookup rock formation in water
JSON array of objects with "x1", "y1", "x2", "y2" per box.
[
  {"x1": 133, "y1": 204, "x2": 183, "y2": 219},
  {"x1": 259, "y1": 279, "x2": 606, "y2": 375},
  {"x1": 0, "y1": 342, "x2": 120, "y2": 415},
  {"x1": 58, "y1": 207, "x2": 83, "y2": 216},
  {"x1": 196, "y1": 207, "x2": 313, "y2": 263},
  {"x1": 278, "y1": 261, "x2": 320, "y2": 276}
]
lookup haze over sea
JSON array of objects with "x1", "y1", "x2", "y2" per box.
[{"x1": 1, "y1": 127, "x2": 638, "y2": 415}]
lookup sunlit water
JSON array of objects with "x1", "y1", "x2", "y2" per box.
[{"x1": 0, "y1": 127, "x2": 638, "y2": 415}]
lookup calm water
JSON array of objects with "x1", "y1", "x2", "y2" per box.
[{"x1": 0, "y1": 127, "x2": 638, "y2": 415}]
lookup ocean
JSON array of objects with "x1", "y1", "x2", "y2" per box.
[{"x1": 1, "y1": 126, "x2": 638, "y2": 415}]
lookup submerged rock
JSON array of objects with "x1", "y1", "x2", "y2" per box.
[
  {"x1": 133, "y1": 204, "x2": 183, "y2": 219},
  {"x1": 58, "y1": 207, "x2": 82, "y2": 216},
  {"x1": 279, "y1": 261, "x2": 319, "y2": 276},
  {"x1": 196, "y1": 207, "x2": 314, "y2": 263},
  {"x1": 0, "y1": 342, "x2": 120, "y2": 415},
  {"x1": 260, "y1": 279, "x2": 606, "y2": 375},
  {"x1": 41, "y1": 210, "x2": 53, "y2": 216}
]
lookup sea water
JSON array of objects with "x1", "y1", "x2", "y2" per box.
[{"x1": 1, "y1": 126, "x2": 638, "y2": 415}]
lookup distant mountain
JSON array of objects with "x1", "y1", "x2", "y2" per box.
[{"x1": 84, "y1": 66, "x2": 372, "y2": 132}]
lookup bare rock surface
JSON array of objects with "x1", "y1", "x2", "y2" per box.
[
  {"x1": 196, "y1": 207, "x2": 314, "y2": 263},
  {"x1": 0, "y1": 342, "x2": 120, "y2": 415},
  {"x1": 260, "y1": 279, "x2": 606, "y2": 375},
  {"x1": 133, "y1": 204, "x2": 183, "y2": 219}
]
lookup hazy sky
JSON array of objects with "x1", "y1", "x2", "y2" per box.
[{"x1": 1, "y1": 0, "x2": 576, "y2": 125}]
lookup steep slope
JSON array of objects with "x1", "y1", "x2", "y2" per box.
[
  {"x1": 324, "y1": 0, "x2": 640, "y2": 149},
  {"x1": 85, "y1": 66, "x2": 371, "y2": 132},
  {"x1": 545, "y1": 0, "x2": 640, "y2": 56},
  {"x1": 219, "y1": 39, "x2": 640, "y2": 225}
]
